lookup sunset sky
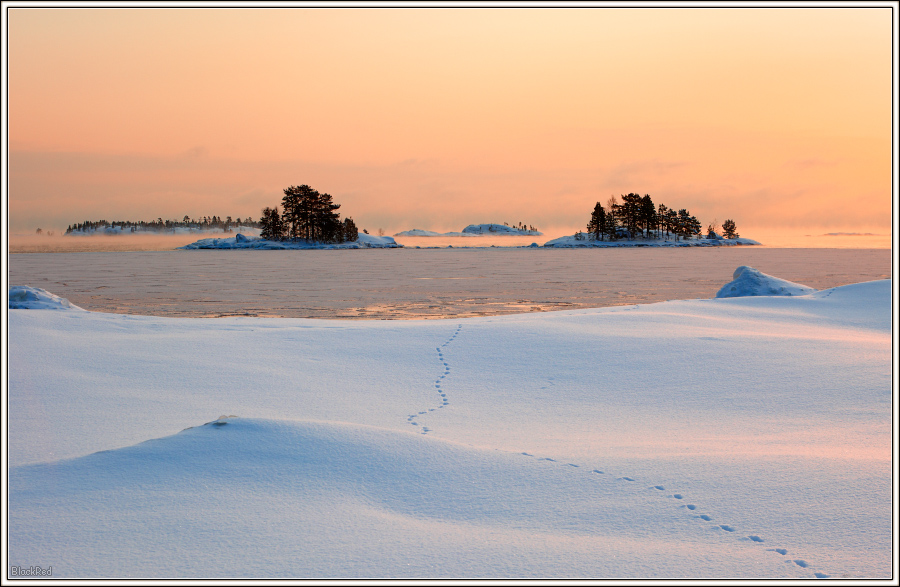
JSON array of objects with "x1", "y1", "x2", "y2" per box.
[{"x1": 5, "y1": 7, "x2": 895, "y2": 237}]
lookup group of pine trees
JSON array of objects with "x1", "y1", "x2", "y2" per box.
[
  {"x1": 259, "y1": 185, "x2": 358, "y2": 244},
  {"x1": 583, "y1": 193, "x2": 738, "y2": 242}
]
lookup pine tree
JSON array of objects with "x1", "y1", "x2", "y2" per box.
[
  {"x1": 342, "y1": 217, "x2": 359, "y2": 242},
  {"x1": 604, "y1": 207, "x2": 619, "y2": 241},
  {"x1": 260, "y1": 206, "x2": 285, "y2": 241},
  {"x1": 640, "y1": 194, "x2": 656, "y2": 238},
  {"x1": 722, "y1": 219, "x2": 739, "y2": 239},
  {"x1": 587, "y1": 202, "x2": 606, "y2": 241}
]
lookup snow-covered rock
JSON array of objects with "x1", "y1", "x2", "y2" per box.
[
  {"x1": 8, "y1": 286, "x2": 85, "y2": 311},
  {"x1": 715, "y1": 266, "x2": 816, "y2": 298}
]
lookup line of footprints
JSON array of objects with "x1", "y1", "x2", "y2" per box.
[
  {"x1": 407, "y1": 324, "x2": 462, "y2": 435},
  {"x1": 517, "y1": 454, "x2": 830, "y2": 579},
  {"x1": 407, "y1": 324, "x2": 829, "y2": 579}
]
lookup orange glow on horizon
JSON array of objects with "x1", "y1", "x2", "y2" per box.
[{"x1": 6, "y1": 8, "x2": 893, "y2": 237}]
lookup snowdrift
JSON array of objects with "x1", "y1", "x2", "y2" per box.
[
  {"x1": 715, "y1": 266, "x2": 817, "y2": 298},
  {"x1": 9, "y1": 416, "x2": 830, "y2": 578},
  {"x1": 8, "y1": 286, "x2": 85, "y2": 311}
]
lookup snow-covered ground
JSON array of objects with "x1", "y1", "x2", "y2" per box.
[
  {"x1": 179, "y1": 232, "x2": 401, "y2": 249},
  {"x1": 6, "y1": 270, "x2": 892, "y2": 579},
  {"x1": 395, "y1": 224, "x2": 543, "y2": 237}
]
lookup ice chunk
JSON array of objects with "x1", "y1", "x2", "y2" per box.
[
  {"x1": 8, "y1": 286, "x2": 85, "y2": 311},
  {"x1": 715, "y1": 266, "x2": 816, "y2": 298}
]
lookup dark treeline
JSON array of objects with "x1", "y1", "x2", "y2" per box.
[
  {"x1": 66, "y1": 215, "x2": 260, "y2": 234},
  {"x1": 259, "y1": 185, "x2": 358, "y2": 243},
  {"x1": 582, "y1": 193, "x2": 739, "y2": 241}
]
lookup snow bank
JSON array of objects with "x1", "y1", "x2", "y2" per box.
[
  {"x1": 179, "y1": 233, "x2": 401, "y2": 250},
  {"x1": 544, "y1": 234, "x2": 760, "y2": 247},
  {"x1": 715, "y1": 266, "x2": 816, "y2": 298},
  {"x1": 8, "y1": 286, "x2": 85, "y2": 311}
]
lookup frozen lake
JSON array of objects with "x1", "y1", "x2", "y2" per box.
[{"x1": 8, "y1": 247, "x2": 891, "y2": 319}]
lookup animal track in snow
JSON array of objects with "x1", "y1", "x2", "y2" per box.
[
  {"x1": 408, "y1": 324, "x2": 462, "y2": 435},
  {"x1": 408, "y1": 321, "x2": 827, "y2": 577},
  {"x1": 516, "y1": 451, "x2": 825, "y2": 578}
]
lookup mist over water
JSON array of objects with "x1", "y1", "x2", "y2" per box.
[
  {"x1": 8, "y1": 247, "x2": 891, "y2": 320},
  {"x1": 9, "y1": 233, "x2": 224, "y2": 253},
  {"x1": 9, "y1": 225, "x2": 892, "y2": 253}
]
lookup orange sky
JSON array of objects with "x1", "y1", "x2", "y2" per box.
[{"x1": 5, "y1": 7, "x2": 894, "y2": 237}]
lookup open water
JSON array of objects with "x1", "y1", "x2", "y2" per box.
[{"x1": 7, "y1": 246, "x2": 892, "y2": 319}]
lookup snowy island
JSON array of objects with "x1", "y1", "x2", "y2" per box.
[
  {"x1": 395, "y1": 223, "x2": 543, "y2": 237},
  {"x1": 543, "y1": 232, "x2": 760, "y2": 247},
  {"x1": 179, "y1": 232, "x2": 401, "y2": 249},
  {"x1": 177, "y1": 230, "x2": 758, "y2": 250}
]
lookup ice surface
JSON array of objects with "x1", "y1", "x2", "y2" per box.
[
  {"x1": 6, "y1": 274, "x2": 891, "y2": 578},
  {"x1": 8, "y1": 248, "x2": 890, "y2": 319},
  {"x1": 7, "y1": 285, "x2": 85, "y2": 311},
  {"x1": 715, "y1": 266, "x2": 817, "y2": 298}
]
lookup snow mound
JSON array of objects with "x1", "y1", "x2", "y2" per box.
[
  {"x1": 8, "y1": 286, "x2": 85, "y2": 311},
  {"x1": 715, "y1": 266, "x2": 816, "y2": 298},
  {"x1": 8, "y1": 417, "x2": 745, "y2": 577}
]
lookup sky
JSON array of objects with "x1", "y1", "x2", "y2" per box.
[{"x1": 5, "y1": 6, "x2": 895, "y2": 237}]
